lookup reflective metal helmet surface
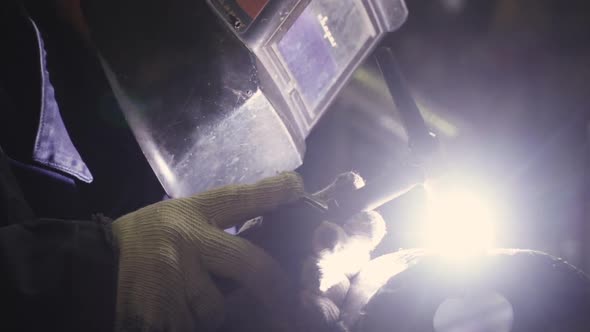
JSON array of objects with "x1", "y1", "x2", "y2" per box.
[{"x1": 81, "y1": 0, "x2": 408, "y2": 197}]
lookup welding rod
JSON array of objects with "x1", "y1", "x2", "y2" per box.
[{"x1": 326, "y1": 164, "x2": 425, "y2": 220}]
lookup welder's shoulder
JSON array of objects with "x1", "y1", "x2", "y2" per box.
[{"x1": 0, "y1": 150, "x2": 118, "y2": 331}]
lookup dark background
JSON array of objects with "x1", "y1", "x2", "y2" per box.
[{"x1": 300, "y1": 0, "x2": 590, "y2": 272}]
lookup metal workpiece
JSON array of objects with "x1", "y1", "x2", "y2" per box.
[{"x1": 346, "y1": 249, "x2": 590, "y2": 332}]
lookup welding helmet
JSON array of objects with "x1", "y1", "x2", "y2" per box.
[
  {"x1": 80, "y1": 0, "x2": 408, "y2": 197},
  {"x1": 341, "y1": 249, "x2": 590, "y2": 332}
]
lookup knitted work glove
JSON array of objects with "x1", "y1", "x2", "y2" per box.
[
  {"x1": 111, "y1": 172, "x2": 305, "y2": 332},
  {"x1": 301, "y1": 173, "x2": 387, "y2": 331},
  {"x1": 222, "y1": 172, "x2": 391, "y2": 332}
]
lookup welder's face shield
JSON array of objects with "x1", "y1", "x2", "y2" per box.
[{"x1": 81, "y1": 0, "x2": 408, "y2": 197}]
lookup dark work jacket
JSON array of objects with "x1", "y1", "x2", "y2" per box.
[
  {"x1": 0, "y1": 0, "x2": 164, "y2": 220},
  {"x1": 0, "y1": 2, "x2": 164, "y2": 331},
  {"x1": 0, "y1": 3, "x2": 119, "y2": 328},
  {"x1": 0, "y1": 144, "x2": 118, "y2": 331}
]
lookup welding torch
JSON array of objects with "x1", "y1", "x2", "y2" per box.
[
  {"x1": 236, "y1": 47, "x2": 439, "y2": 264},
  {"x1": 312, "y1": 47, "x2": 439, "y2": 221},
  {"x1": 213, "y1": 47, "x2": 440, "y2": 299}
]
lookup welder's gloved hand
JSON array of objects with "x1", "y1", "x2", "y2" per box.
[
  {"x1": 300, "y1": 173, "x2": 387, "y2": 331},
  {"x1": 111, "y1": 172, "x2": 305, "y2": 332},
  {"x1": 228, "y1": 172, "x2": 388, "y2": 332}
]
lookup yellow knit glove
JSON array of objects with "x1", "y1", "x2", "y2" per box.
[
  {"x1": 112, "y1": 172, "x2": 305, "y2": 332},
  {"x1": 221, "y1": 172, "x2": 390, "y2": 332}
]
